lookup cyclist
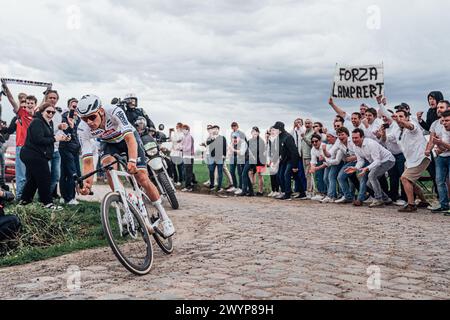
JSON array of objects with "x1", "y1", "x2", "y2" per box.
[{"x1": 76, "y1": 95, "x2": 175, "y2": 238}]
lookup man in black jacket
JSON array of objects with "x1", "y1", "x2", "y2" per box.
[
  {"x1": 206, "y1": 125, "x2": 227, "y2": 192},
  {"x1": 417, "y1": 91, "x2": 444, "y2": 132},
  {"x1": 273, "y1": 122, "x2": 306, "y2": 200}
]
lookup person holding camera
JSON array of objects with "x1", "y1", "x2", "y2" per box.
[
  {"x1": 59, "y1": 98, "x2": 81, "y2": 205},
  {"x1": 19, "y1": 102, "x2": 69, "y2": 210}
]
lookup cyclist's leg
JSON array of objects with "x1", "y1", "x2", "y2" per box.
[{"x1": 132, "y1": 132, "x2": 171, "y2": 222}]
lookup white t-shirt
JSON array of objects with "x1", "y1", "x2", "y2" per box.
[
  {"x1": 311, "y1": 146, "x2": 324, "y2": 166},
  {"x1": 430, "y1": 119, "x2": 450, "y2": 157},
  {"x1": 78, "y1": 104, "x2": 135, "y2": 158},
  {"x1": 395, "y1": 120, "x2": 430, "y2": 168}
]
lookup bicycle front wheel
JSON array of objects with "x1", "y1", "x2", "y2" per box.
[{"x1": 101, "y1": 192, "x2": 153, "y2": 275}]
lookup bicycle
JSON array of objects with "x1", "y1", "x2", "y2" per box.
[{"x1": 75, "y1": 153, "x2": 173, "y2": 275}]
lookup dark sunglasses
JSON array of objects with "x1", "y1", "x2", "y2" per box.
[
  {"x1": 46, "y1": 110, "x2": 56, "y2": 115},
  {"x1": 81, "y1": 113, "x2": 99, "y2": 122},
  {"x1": 312, "y1": 140, "x2": 320, "y2": 143}
]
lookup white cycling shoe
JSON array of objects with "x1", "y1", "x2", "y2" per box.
[{"x1": 160, "y1": 219, "x2": 176, "y2": 238}]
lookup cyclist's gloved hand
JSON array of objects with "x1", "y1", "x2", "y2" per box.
[{"x1": 127, "y1": 161, "x2": 138, "y2": 174}]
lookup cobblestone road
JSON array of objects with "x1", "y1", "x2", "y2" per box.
[{"x1": 0, "y1": 189, "x2": 449, "y2": 300}]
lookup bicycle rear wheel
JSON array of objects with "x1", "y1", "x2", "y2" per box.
[{"x1": 101, "y1": 192, "x2": 153, "y2": 275}]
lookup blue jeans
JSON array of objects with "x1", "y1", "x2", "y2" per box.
[
  {"x1": 338, "y1": 161, "x2": 357, "y2": 200},
  {"x1": 357, "y1": 161, "x2": 372, "y2": 202},
  {"x1": 59, "y1": 148, "x2": 81, "y2": 203},
  {"x1": 49, "y1": 150, "x2": 61, "y2": 196},
  {"x1": 15, "y1": 146, "x2": 27, "y2": 199},
  {"x1": 208, "y1": 162, "x2": 223, "y2": 190},
  {"x1": 241, "y1": 162, "x2": 253, "y2": 194},
  {"x1": 230, "y1": 163, "x2": 244, "y2": 189},
  {"x1": 294, "y1": 160, "x2": 307, "y2": 193},
  {"x1": 435, "y1": 156, "x2": 450, "y2": 209},
  {"x1": 324, "y1": 163, "x2": 343, "y2": 199},
  {"x1": 314, "y1": 161, "x2": 327, "y2": 194}
]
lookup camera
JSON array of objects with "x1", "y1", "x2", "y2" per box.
[{"x1": 383, "y1": 124, "x2": 390, "y2": 129}]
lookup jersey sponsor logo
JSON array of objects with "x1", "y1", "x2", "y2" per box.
[{"x1": 114, "y1": 109, "x2": 130, "y2": 126}]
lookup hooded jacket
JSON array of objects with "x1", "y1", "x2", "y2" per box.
[{"x1": 420, "y1": 91, "x2": 444, "y2": 131}]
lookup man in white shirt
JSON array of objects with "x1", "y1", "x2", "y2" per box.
[
  {"x1": 328, "y1": 97, "x2": 365, "y2": 130},
  {"x1": 309, "y1": 133, "x2": 329, "y2": 200},
  {"x1": 334, "y1": 127, "x2": 360, "y2": 204},
  {"x1": 425, "y1": 101, "x2": 450, "y2": 213},
  {"x1": 344, "y1": 128, "x2": 395, "y2": 208},
  {"x1": 362, "y1": 108, "x2": 383, "y2": 141},
  {"x1": 392, "y1": 110, "x2": 431, "y2": 212},
  {"x1": 377, "y1": 116, "x2": 407, "y2": 206},
  {"x1": 321, "y1": 131, "x2": 344, "y2": 203}
]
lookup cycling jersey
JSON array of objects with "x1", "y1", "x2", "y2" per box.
[{"x1": 78, "y1": 104, "x2": 135, "y2": 159}]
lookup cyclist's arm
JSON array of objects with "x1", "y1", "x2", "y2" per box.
[
  {"x1": 78, "y1": 124, "x2": 95, "y2": 194},
  {"x1": 124, "y1": 132, "x2": 138, "y2": 162},
  {"x1": 81, "y1": 157, "x2": 95, "y2": 192}
]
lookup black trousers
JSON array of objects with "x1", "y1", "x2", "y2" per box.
[
  {"x1": 183, "y1": 158, "x2": 194, "y2": 188},
  {"x1": 270, "y1": 174, "x2": 280, "y2": 192},
  {"x1": 20, "y1": 149, "x2": 52, "y2": 205},
  {"x1": 59, "y1": 148, "x2": 81, "y2": 203}
]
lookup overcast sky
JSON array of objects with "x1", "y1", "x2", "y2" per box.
[{"x1": 1, "y1": 0, "x2": 449, "y2": 144}]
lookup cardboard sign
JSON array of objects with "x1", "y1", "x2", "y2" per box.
[{"x1": 332, "y1": 64, "x2": 384, "y2": 99}]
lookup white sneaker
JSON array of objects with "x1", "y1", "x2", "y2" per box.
[
  {"x1": 59, "y1": 198, "x2": 65, "y2": 204},
  {"x1": 363, "y1": 196, "x2": 375, "y2": 205},
  {"x1": 227, "y1": 187, "x2": 236, "y2": 193},
  {"x1": 268, "y1": 192, "x2": 274, "y2": 197},
  {"x1": 44, "y1": 203, "x2": 64, "y2": 211},
  {"x1": 321, "y1": 197, "x2": 335, "y2": 203},
  {"x1": 217, "y1": 188, "x2": 225, "y2": 193},
  {"x1": 67, "y1": 199, "x2": 79, "y2": 205},
  {"x1": 311, "y1": 195, "x2": 324, "y2": 201},
  {"x1": 160, "y1": 219, "x2": 175, "y2": 238},
  {"x1": 234, "y1": 189, "x2": 242, "y2": 195},
  {"x1": 175, "y1": 182, "x2": 182, "y2": 187},
  {"x1": 393, "y1": 200, "x2": 407, "y2": 207},
  {"x1": 203, "y1": 181, "x2": 210, "y2": 187},
  {"x1": 334, "y1": 196, "x2": 349, "y2": 204}
]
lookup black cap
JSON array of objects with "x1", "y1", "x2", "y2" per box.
[
  {"x1": 394, "y1": 103, "x2": 410, "y2": 111},
  {"x1": 273, "y1": 122, "x2": 285, "y2": 131},
  {"x1": 252, "y1": 126, "x2": 260, "y2": 133}
]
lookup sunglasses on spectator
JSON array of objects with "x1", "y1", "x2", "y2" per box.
[
  {"x1": 312, "y1": 140, "x2": 320, "y2": 143},
  {"x1": 46, "y1": 110, "x2": 56, "y2": 115},
  {"x1": 81, "y1": 113, "x2": 99, "y2": 122}
]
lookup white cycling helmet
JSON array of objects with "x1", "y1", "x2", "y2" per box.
[{"x1": 77, "y1": 95, "x2": 102, "y2": 116}]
